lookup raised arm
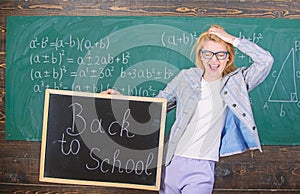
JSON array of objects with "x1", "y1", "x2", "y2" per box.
[{"x1": 209, "y1": 26, "x2": 274, "y2": 91}]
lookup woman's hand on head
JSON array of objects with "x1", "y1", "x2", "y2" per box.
[
  {"x1": 100, "y1": 89, "x2": 122, "y2": 95},
  {"x1": 208, "y1": 26, "x2": 236, "y2": 45}
]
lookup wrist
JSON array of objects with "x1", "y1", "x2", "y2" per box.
[{"x1": 232, "y1": 38, "x2": 241, "y2": 47}]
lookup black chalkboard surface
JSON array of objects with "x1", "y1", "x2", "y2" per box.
[{"x1": 39, "y1": 89, "x2": 166, "y2": 190}]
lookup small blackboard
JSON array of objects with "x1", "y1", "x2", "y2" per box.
[{"x1": 39, "y1": 89, "x2": 166, "y2": 190}]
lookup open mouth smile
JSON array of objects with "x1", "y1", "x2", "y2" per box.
[{"x1": 209, "y1": 64, "x2": 220, "y2": 71}]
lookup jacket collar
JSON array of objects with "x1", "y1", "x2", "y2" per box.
[
  {"x1": 190, "y1": 67, "x2": 203, "y2": 89},
  {"x1": 222, "y1": 68, "x2": 241, "y2": 86},
  {"x1": 189, "y1": 67, "x2": 241, "y2": 90}
]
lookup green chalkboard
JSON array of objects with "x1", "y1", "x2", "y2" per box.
[{"x1": 6, "y1": 16, "x2": 300, "y2": 145}]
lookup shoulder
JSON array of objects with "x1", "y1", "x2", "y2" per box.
[
  {"x1": 178, "y1": 67, "x2": 203, "y2": 76},
  {"x1": 174, "y1": 67, "x2": 203, "y2": 88},
  {"x1": 224, "y1": 67, "x2": 242, "y2": 78}
]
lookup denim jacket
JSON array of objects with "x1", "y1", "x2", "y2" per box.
[{"x1": 157, "y1": 39, "x2": 274, "y2": 165}]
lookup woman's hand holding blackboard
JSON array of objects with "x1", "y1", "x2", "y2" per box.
[{"x1": 100, "y1": 89, "x2": 122, "y2": 95}]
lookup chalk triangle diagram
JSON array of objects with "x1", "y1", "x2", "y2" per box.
[{"x1": 268, "y1": 48, "x2": 298, "y2": 103}]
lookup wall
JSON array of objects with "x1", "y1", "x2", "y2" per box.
[{"x1": 1, "y1": 0, "x2": 300, "y2": 193}]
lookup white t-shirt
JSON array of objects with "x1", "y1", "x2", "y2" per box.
[{"x1": 174, "y1": 78, "x2": 226, "y2": 161}]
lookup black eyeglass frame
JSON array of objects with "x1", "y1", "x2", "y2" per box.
[{"x1": 201, "y1": 50, "x2": 229, "y2": 60}]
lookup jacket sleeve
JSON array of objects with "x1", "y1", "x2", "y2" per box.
[
  {"x1": 236, "y1": 38, "x2": 274, "y2": 91},
  {"x1": 156, "y1": 70, "x2": 185, "y2": 111}
]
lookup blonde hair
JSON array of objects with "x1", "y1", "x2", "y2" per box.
[{"x1": 192, "y1": 25, "x2": 237, "y2": 76}]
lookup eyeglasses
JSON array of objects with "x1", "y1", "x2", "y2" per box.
[{"x1": 201, "y1": 50, "x2": 229, "y2": 60}]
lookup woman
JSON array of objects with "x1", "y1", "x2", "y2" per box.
[{"x1": 102, "y1": 25, "x2": 274, "y2": 193}]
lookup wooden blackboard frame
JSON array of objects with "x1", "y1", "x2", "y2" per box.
[{"x1": 39, "y1": 89, "x2": 167, "y2": 191}]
